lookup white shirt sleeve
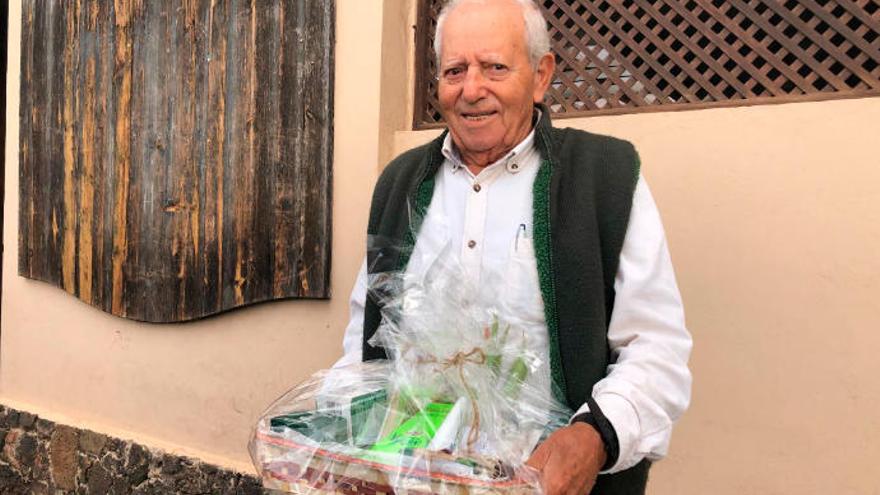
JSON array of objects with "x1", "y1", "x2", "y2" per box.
[
  {"x1": 333, "y1": 258, "x2": 368, "y2": 369},
  {"x1": 572, "y1": 175, "x2": 693, "y2": 473}
]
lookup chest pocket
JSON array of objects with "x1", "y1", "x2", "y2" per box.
[{"x1": 502, "y1": 236, "x2": 546, "y2": 324}]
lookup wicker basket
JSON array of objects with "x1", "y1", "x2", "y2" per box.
[{"x1": 253, "y1": 430, "x2": 539, "y2": 495}]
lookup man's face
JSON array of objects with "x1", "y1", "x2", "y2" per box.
[{"x1": 437, "y1": 0, "x2": 553, "y2": 165}]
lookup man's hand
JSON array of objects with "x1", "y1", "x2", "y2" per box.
[{"x1": 525, "y1": 422, "x2": 607, "y2": 495}]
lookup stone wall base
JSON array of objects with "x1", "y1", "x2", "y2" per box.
[{"x1": 0, "y1": 404, "x2": 265, "y2": 494}]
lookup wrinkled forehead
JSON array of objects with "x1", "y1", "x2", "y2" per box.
[{"x1": 440, "y1": 1, "x2": 528, "y2": 61}]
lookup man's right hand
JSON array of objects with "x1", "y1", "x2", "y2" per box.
[{"x1": 525, "y1": 421, "x2": 606, "y2": 495}]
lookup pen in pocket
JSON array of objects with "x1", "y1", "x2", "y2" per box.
[{"x1": 515, "y1": 223, "x2": 530, "y2": 251}]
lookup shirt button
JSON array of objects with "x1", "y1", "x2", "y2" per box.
[
  {"x1": 473, "y1": 183, "x2": 481, "y2": 192},
  {"x1": 467, "y1": 240, "x2": 476, "y2": 249}
]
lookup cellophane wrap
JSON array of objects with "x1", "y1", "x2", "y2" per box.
[{"x1": 250, "y1": 237, "x2": 572, "y2": 494}]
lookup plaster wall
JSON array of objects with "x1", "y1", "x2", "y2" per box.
[
  {"x1": 1, "y1": 0, "x2": 388, "y2": 473},
  {"x1": 395, "y1": 97, "x2": 880, "y2": 495}
]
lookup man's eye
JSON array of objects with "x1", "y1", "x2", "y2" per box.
[
  {"x1": 444, "y1": 67, "x2": 464, "y2": 78},
  {"x1": 487, "y1": 64, "x2": 508, "y2": 77}
]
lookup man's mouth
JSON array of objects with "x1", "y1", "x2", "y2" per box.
[{"x1": 460, "y1": 110, "x2": 497, "y2": 121}]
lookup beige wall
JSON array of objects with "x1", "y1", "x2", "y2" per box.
[
  {"x1": 1, "y1": 0, "x2": 391, "y2": 473},
  {"x1": 396, "y1": 97, "x2": 880, "y2": 494},
  {"x1": 4, "y1": 0, "x2": 880, "y2": 492}
]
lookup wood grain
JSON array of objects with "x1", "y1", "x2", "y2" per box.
[{"x1": 18, "y1": 0, "x2": 335, "y2": 322}]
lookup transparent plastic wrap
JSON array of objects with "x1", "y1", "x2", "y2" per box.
[{"x1": 250, "y1": 235, "x2": 572, "y2": 494}]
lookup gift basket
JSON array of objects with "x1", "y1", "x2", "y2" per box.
[{"x1": 250, "y1": 238, "x2": 572, "y2": 494}]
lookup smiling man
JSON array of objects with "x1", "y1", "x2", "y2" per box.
[
  {"x1": 436, "y1": 0, "x2": 549, "y2": 173},
  {"x1": 337, "y1": 1, "x2": 692, "y2": 494}
]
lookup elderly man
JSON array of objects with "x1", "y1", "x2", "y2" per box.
[{"x1": 336, "y1": 0, "x2": 692, "y2": 493}]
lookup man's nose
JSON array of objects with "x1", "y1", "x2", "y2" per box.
[{"x1": 461, "y1": 67, "x2": 487, "y2": 103}]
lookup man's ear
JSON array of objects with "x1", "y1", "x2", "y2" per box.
[{"x1": 533, "y1": 52, "x2": 556, "y2": 103}]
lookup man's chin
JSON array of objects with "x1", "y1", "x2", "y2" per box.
[{"x1": 449, "y1": 128, "x2": 503, "y2": 154}]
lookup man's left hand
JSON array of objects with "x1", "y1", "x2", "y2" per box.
[{"x1": 525, "y1": 422, "x2": 607, "y2": 495}]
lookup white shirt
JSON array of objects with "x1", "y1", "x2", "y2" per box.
[{"x1": 336, "y1": 128, "x2": 692, "y2": 473}]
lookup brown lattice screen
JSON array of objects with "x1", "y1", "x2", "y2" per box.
[{"x1": 414, "y1": 0, "x2": 880, "y2": 128}]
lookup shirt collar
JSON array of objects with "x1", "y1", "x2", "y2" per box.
[{"x1": 441, "y1": 109, "x2": 541, "y2": 175}]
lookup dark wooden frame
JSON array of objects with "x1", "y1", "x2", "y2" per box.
[
  {"x1": 412, "y1": 0, "x2": 442, "y2": 129},
  {"x1": 1, "y1": 0, "x2": 8, "y2": 326}
]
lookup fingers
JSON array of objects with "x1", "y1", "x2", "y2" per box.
[
  {"x1": 525, "y1": 440, "x2": 551, "y2": 471},
  {"x1": 528, "y1": 427, "x2": 601, "y2": 495},
  {"x1": 540, "y1": 449, "x2": 590, "y2": 495}
]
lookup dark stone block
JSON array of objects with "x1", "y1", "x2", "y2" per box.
[
  {"x1": 131, "y1": 480, "x2": 169, "y2": 495},
  {"x1": 78, "y1": 430, "x2": 107, "y2": 456},
  {"x1": 0, "y1": 462, "x2": 23, "y2": 483},
  {"x1": 126, "y1": 443, "x2": 151, "y2": 486},
  {"x1": 104, "y1": 437, "x2": 125, "y2": 455},
  {"x1": 86, "y1": 463, "x2": 113, "y2": 494},
  {"x1": 77, "y1": 450, "x2": 96, "y2": 472},
  {"x1": 130, "y1": 483, "x2": 153, "y2": 495},
  {"x1": 209, "y1": 468, "x2": 236, "y2": 493},
  {"x1": 16, "y1": 434, "x2": 38, "y2": 475},
  {"x1": 201, "y1": 463, "x2": 218, "y2": 478},
  {"x1": 2, "y1": 429, "x2": 21, "y2": 470},
  {"x1": 27, "y1": 480, "x2": 50, "y2": 495},
  {"x1": 0, "y1": 484, "x2": 31, "y2": 495},
  {"x1": 159, "y1": 453, "x2": 182, "y2": 476},
  {"x1": 31, "y1": 443, "x2": 51, "y2": 487},
  {"x1": 111, "y1": 474, "x2": 133, "y2": 495},
  {"x1": 0, "y1": 409, "x2": 20, "y2": 429},
  {"x1": 174, "y1": 461, "x2": 208, "y2": 495},
  {"x1": 50, "y1": 424, "x2": 79, "y2": 491},
  {"x1": 18, "y1": 412, "x2": 37, "y2": 429},
  {"x1": 34, "y1": 418, "x2": 55, "y2": 438},
  {"x1": 235, "y1": 474, "x2": 265, "y2": 495},
  {"x1": 101, "y1": 451, "x2": 125, "y2": 475},
  {"x1": 0, "y1": 427, "x2": 8, "y2": 451}
]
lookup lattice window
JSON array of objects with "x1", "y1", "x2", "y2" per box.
[{"x1": 413, "y1": 0, "x2": 880, "y2": 128}]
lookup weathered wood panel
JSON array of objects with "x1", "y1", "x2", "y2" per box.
[{"x1": 19, "y1": 0, "x2": 334, "y2": 322}]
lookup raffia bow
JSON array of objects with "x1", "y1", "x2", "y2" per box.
[{"x1": 419, "y1": 347, "x2": 486, "y2": 450}]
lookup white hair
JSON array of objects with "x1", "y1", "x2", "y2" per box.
[{"x1": 433, "y1": 0, "x2": 551, "y2": 69}]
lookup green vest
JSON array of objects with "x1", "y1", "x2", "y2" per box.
[{"x1": 362, "y1": 107, "x2": 651, "y2": 493}]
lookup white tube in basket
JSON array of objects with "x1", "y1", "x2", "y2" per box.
[{"x1": 427, "y1": 396, "x2": 467, "y2": 452}]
